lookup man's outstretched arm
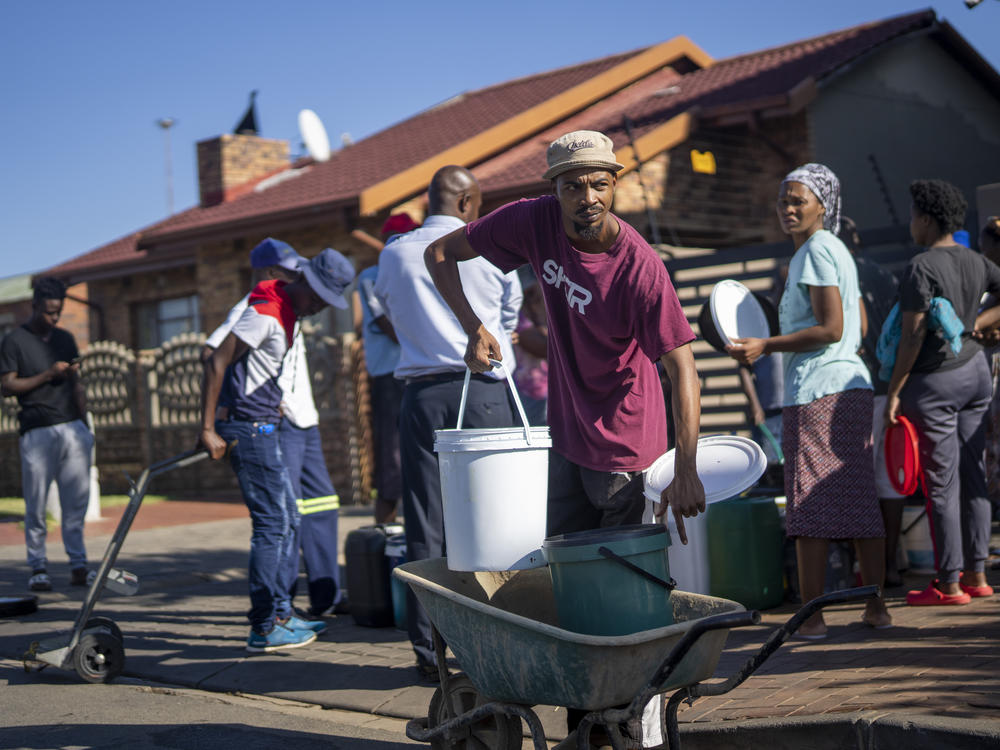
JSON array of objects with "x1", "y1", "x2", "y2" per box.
[{"x1": 425, "y1": 228, "x2": 500, "y2": 372}]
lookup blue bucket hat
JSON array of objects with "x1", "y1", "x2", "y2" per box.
[{"x1": 302, "y1": 248, "x2": 355, "y2": 309}]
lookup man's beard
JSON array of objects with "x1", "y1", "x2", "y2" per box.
[{"x1": 573, "y1": 219, "x2": 603, "y2": 241}]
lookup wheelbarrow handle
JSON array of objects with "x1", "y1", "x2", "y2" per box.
[
  {"x1": 681, "y1": 584, "x2": 880, "y2": 702},
  {"x1": 663, "y1": 583, "x2": 882, "y2": 747},
  {"x1": 594, "y1": 609, "x2": 762, "y2": 733},
  {"x1": 148, "y1": 441, "x2": 238, "y2": 477}
]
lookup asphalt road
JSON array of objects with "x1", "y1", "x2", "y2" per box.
[{"x1": 0, "y1": 659, "x2": 421, "y2": 750}]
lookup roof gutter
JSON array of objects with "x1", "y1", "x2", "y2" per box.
[
  {"x1": 55, "y1": 250, "x2": 196, "y2": 286},
  {"x1": 137, "y1": 196, "x2": 357, "y2": 251},
  {"x1": 358, "y1": 37, "x2": 713, "y2": 216}
]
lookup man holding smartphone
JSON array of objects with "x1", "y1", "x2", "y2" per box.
[{"x1": 0, "y1": 277, "x2": 95, "y2": 591}]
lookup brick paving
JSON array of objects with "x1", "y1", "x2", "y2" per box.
[{"x1": 1, "y1": 498, "x2": 998, "y2": 744}]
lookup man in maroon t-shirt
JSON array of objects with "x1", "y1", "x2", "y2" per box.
[{"x1": 425, "y1": 130, "x2": 705, "y2": 543}]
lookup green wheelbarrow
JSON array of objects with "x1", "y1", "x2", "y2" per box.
[{"x1": 395, "y1": 558, "x2": 878, "y2": 750}]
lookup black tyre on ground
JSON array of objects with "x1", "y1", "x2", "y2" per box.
[
  {"x1": 72, "y1": 631, "x2": 125, "y2": 683},
  {"x1": 427, "y1": 672, "x2": 522, "y2": 750},
  {"x1": 0, "y1": 596, "x2": 38, "y2": 618},
  {"x1": 85, "y1": 616, "x2": 124, "y2": 643}
]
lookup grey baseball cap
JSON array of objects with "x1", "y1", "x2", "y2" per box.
[{"x1": 543, "y1": 130, "x2": 625, "y2": 181}]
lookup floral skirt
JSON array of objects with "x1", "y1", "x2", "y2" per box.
[{"x1": 784, "y1": 389, "x2": 885, "y2": 539}]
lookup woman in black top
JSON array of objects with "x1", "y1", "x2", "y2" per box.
[{"x1": 885, "y1": 180, "x2": 1000, "y2": 606}]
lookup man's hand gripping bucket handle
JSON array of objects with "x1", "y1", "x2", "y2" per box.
[{"x1": 455, "y1": 359, "x2": 534, "y2": 445}]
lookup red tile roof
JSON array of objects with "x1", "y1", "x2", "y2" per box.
[
  {"x1": 475, "y1": 9, "x2": 937, "y2": 194},
  {"x1": 139, "y1": 49, "x2": 643, "y2": 245},
  {"x1": 51, "y1": 9, "x2": 943, "y2": 280}
]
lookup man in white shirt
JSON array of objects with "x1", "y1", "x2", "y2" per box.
[
  {"x1": 203, "y1": 238, "x2": 347, "y2": 627},
  {"x1": 374, "y1": 166, "x2": 522, "y2": 680}
]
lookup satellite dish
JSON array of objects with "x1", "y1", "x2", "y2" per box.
[{"x1": 298, "y1": 109, "x2": 331, "y2": 162}]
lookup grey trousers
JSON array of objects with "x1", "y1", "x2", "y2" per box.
[
  {"x1": 20, "y1": 419, "x2": 93, "y2": 571},
  {"x1": 900, "y1": 354, "x2": 992, "y2": 584}
]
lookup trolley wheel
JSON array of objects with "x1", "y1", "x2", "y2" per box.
[
  {"x1": 85, "y1": 616, "x2": 123, "y2": 643},
  {"x1": 0, "y1": 595, "x2": 38, "y2": 618},
  {"x1": 427, "y1": 672, "x2": 522, "y2": 750},
  {"x1": 72, "y1": 631, "x2": 124, "y2": 683}
]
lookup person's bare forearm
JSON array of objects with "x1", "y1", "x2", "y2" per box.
[
  {"x1": 200, "y1": 356, "x2": 226, "y2": 432},
  {"x1": 72, "y1": 377, "x2": 87, "y2": 419},
  {"x1": 671, "y1": 369, "x2": 700, "y2": 472},
  {"x1": 425, "y1": 231, "x2": 483, "y2": 336},
  {"x1": 517, "y1": 326, "x2": 548, "y2": 359},
  {"x1": 373, "y1": 315, "x2": 398, "y2": 344},
  {"x1": 662, "y1": 345, "x2": 700, "y2": 468},
  {"x1": 763, "y1": 324, "x2": 839, "y2": 354},
  {"x1": 887, "y1": 312, "x2": 927, "y2": 401},
  {"x1": 976, "y1": 304, "x2": 1000, "y2": 332},
  {"x1": 1, "y1": 370, "x2": 53, "y2": 396},
  {"x1": 737, "y1": 364, "x2": 764, "y2": 422}
]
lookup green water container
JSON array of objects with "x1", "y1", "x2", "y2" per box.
[
  {"x1": 542, "y1": 524, "x2": 673, "y2": 635},
  {"x1": 708, "y1": 496, "x2": 784, "y2": 610}
]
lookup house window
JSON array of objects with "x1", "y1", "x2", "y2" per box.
[{"x1": 135, "y1": 295, "x2": 200, "y2": 349}]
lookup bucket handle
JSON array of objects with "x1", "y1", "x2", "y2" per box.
[
  {"x1": 597, "y1": 546, "x2": 677, "y2": 590},
  {"x1": 456, "y1": 358, "x2": 534, "y2": 445}
]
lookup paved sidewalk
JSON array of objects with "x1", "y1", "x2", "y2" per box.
[{"x1": 1, "y1": 498, "x2": 999, "y2": 746}]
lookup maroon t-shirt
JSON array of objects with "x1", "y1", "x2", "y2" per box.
[{"x1": 465, "y1": 196, "x2": 694, "y2": 471}]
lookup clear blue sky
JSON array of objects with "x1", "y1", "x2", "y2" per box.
[{"x1": 3, "y1": 1, "x2": 997, "y2": 279}]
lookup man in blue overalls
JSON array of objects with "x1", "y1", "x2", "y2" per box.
[{"x1": 200, "y1": 242, "x2": 354, "y2": 652}]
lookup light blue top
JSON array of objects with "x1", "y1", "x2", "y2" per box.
[
  {"x1": 778, "y1": 229, "x2": 871, "y2": 406},
  {"x1": 373, "y1": 215, "x2": 522, "y2": 380},
  {"x1": 356, "y1": 264, "x2": 401, "y2": 377}
]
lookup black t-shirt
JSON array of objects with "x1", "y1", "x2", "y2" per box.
[
  {"x1": 0, "y1": 325, "x2": 81, "y2": 434},
  {"x1": 898, "y1": 244, "x2": 1000, "y2": 373},
  {"x1": 856, "y1": 256, "x2": 898, "y2": 395}
]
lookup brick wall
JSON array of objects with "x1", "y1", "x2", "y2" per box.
[
  {"x1": 61, "y1": 282, "x2": 91, "y2": 349},
  {"x1": 196, "y1": 134, "x2": 290, "y2": 207},
  {"x1": 0, "y1": 299, "x2": 32, "y2": 338},
  {"x1": 640, "y1": 113, "x2": 812, "y2": 249},
  {"x1": 86, "y1": 267, "x2": 199, "y2": 349}
]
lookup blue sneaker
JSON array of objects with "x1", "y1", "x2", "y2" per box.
[
  {"x1": 246, "y1": 623, "x2": 317, "y2": 653},
  {"x1": 282, "y1": 614, "x2": 327, "y2": 635}
]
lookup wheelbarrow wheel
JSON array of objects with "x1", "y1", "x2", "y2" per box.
[
  {"x1": 427, "y1": 672, "x2": 522, "y2": 750},
  {"x1": 85, "y1": 616, "x2": 124, "y2": 643},
  {"x1": 73, "y1": 630, "x2": 124, "y2": 683}
]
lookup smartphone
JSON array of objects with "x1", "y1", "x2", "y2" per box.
[{"x1": 69, "y1": 357, "x2": 81, "y2": 366}]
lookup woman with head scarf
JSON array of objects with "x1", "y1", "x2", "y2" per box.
[
  {"x1": 887, "y1": 183, "x2": 1000, "y2": 606},
  {"x1": 727, "y1": 163, "x2": 891, "y2": 638}
]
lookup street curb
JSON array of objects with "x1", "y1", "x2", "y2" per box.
[{"x1": 676, "y1": 711, "x2": 1000, "y2": 749}]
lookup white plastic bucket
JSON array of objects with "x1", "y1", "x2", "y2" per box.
[
  {"x1": 434, "y1": 360, "x2": 552, "y2": 572},
  {"x1": 643, "y1": 499, "x2": 710, "y2": 594},
  {"x1": 901, "y1": 506, "x2": 936, "y2": 574}
]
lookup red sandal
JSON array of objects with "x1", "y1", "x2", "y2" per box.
[
  {"x1": 959, "y1": 574, "x2": 994, "y2": 598},
  {"x1": 906, "y1": 581, "x2": 971, "y2": 606}
]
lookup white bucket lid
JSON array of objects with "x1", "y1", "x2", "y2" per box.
[
  {"x1": 643, "y1": 435, "x2": 767, "y2": 504},
  {"x1": 435, "y1": 426, "x2": 552, "y2": 453},
  {"x1": 710, "y1": 279, "x2": 771, "y2": 347}
]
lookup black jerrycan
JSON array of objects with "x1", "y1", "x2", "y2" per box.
[{"x1": 344, "y1": 524, "x2": 403, "y2": 627}]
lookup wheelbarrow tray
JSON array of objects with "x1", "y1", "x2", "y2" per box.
[{"x1": 395, "y1": 558, "x2": 744, "y2": 711}]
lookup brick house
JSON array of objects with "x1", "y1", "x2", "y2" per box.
[
  {"x1": 11, "y1": 9, "x2": 996, "y2": 499},
  {"x1": 43, "y1": 9, "x2": 1000, "y2": 349}
]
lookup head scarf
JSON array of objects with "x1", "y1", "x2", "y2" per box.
[{"x1": 781, "y1": 163, "x2": 841, "y2": 234}]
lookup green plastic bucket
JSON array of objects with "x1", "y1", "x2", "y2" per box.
[
  {"x1": 707, "y1": 496, "x2": 784, "y2": 610},
  {"x1": 542, "y1": 524, "x2": 673, "y2": 635}
]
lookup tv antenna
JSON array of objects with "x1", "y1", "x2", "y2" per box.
[
  {"x1": 156, "y1": 117, "x2": 176, "y2": 214},
  {"x1": 298, "y1": 109, "x2": 331, "y2": 162}
]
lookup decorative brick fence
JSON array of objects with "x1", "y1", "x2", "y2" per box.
[{"x1": 0, "y1": 330, "x2": 373, "y2": 504}]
